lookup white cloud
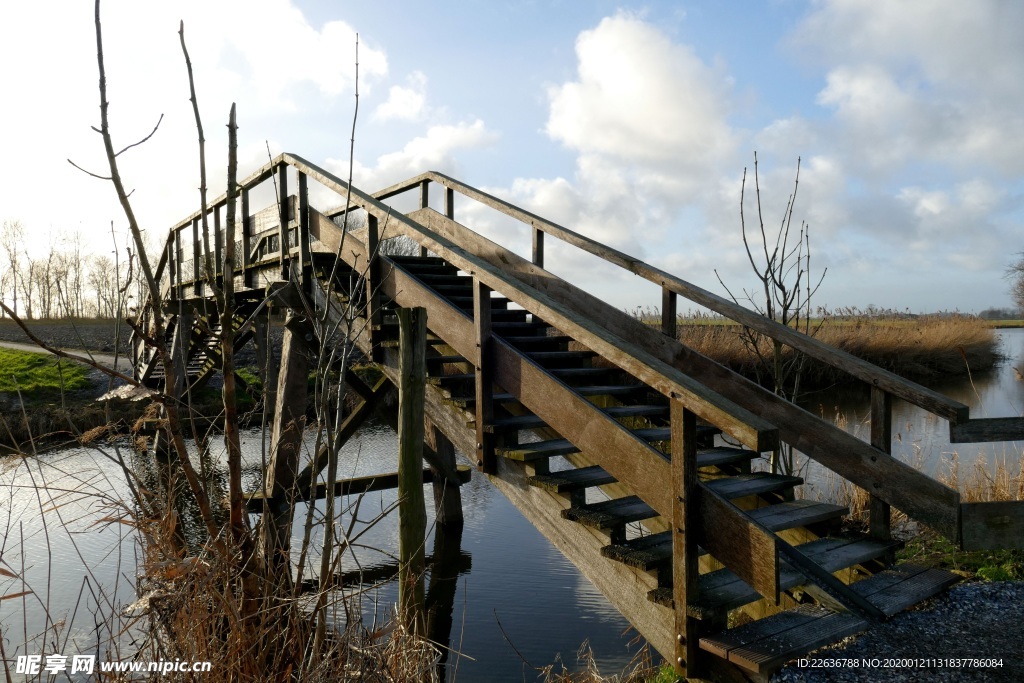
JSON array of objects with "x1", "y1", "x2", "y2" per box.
[
  {"x1": 373, "y1": 71, "x2": 428, "y2": 122},
  {"x1": 546, "y1": 12, "x2": 735, "y2": 170},
  {"x1": 328, "y1": 120, "x2": 498, "y2": 194}
]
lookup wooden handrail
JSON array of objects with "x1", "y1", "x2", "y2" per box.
[{"x1": 365, "y1": 171, "x2": 969, "y2": 424}]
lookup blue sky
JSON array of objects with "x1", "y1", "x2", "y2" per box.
[{"x1": 2, "y1": 0, "x2": 1022, "y2": 313}]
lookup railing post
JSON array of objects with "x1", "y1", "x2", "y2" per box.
[
  {"x1": 298, "y1": 170, "x2": 311, "y2": 289},
  {"x1": 366, "y1": 213, "x2": 383, "y2": 362},
  {"x1": 241, "y1": 188, "x2": 251, "y2": 288},
  {"x1": 419, "y1": 179, "x2": 430, "y2": 257},
  {"x1": 277, "y1": 162, "x2": 289, "y2": 280},
  {"x1": 671, "y1": 401, "x2": 700, "y2": 679},
  {"x1": 474, "y1": 278, "x2": 495, "y2": 473},
  {"x1": 192, "y1": 216, "x2": 201, "y2": 295},
  {"x1": 213, "y1": 204, "x2": 223, "y2": 285},
  {"x1": 870, "y1": 387, "x2": 893, "y2": 542},
  {"x1": 444, "y1": 186, "x2": 454, "y2": 220},
  {"x1": 174, "y1": 228, "x2": 183, "y2": 298},
  {"x1": 662, "y1": 286, "x2": 677, "y2": 339},
  {"x1": 532, "y1": 226, "x2": 544, "y2": 269}
]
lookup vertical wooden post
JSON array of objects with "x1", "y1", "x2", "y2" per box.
[
  {"x1": 297, "y1": 171, "x2": 311, "y2": 288},
  {"x1": 262, "y1": 311, "x2": 311, "y2": 567},
  {"x1": 426, "y1": 422, "x2": 463, "y2": 526},
  {"x1": 444, "y1": 186, "x2": 454, "y2": 220},
  {"x1": 419, "y1": 180, "x2": 430, "y2": 257},
  {"x1": 241, "y1": 188, "x2": 251, "y2": 288},
  {"x1": 398, "y1": 307, "x2": 427, "y2": 633},
  {"x1": 532, "y1": 227, "x2": 545, "y2": 269},
  {"x1": 473, "y1": 278, "x2": 495, "y2": 473},
  {"x1": 662, "y1": 286, "x2": 677, "y2": 339},
  {"x1": 277, "y1": 162, "x2": 289, "y2": 280},
  {"x1": 869, "y1": 387, "x2": 893, "y2": 542},
  {"x1": 366, "y1": 213, "x2": 382, "y2": 361},
  {"x1": 671, "y1": 401, "x2": 701, "y2": 679},
  {"x1": 213, "y1": 204, "x2": 223, "y2": 284},
  {"x1": 252, "y1": 313, "x2": 277, "y2": 410},
  {"x1": 192, "y1": 216, "x2": 201, "y2": 294}
]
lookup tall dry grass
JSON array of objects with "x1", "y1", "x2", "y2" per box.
[{"x1": 671, "y1": 309, "x2": 997, "y2": 388}]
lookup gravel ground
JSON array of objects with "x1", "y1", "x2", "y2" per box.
[{"x1": 773, "y1": 580, "x2": 1024, "y2": 683}]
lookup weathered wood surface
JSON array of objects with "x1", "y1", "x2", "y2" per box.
[
  {"x1": 960, "y1": 501, "x2": 1024, "y2": 550},
  {"x1": 245, "y1": 465, "x2": 472, "y2": 510},
  {"x1": 407, "y1": 207, "x2": 961, "y2": 541},
  {"x1": 397, "y1": 307, "x2": 427, "y2": 631},
  {"x1": 696, "y1": 485, "x2": 779, "y2": 604},
  {"x1": 672, "y1": 403, "x2": 701, "y2": 676},
  {"x1": 950, "y1": 417, "x2": 1024, "y2": 443}
]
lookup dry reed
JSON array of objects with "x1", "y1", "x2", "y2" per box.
[{"x1": 669, "y1": 310, "x2": 998, "y2": 388}]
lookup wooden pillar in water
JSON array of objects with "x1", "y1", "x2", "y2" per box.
[
  {"x1": 397, "y1": 307, "x2": 427, "y2": 633},
  {"x1": 426, "y1": 422, "x2": 463, "y2": 526},
  {"x1": 261, "y1": 310, "x2": 310, "y2": 569}
]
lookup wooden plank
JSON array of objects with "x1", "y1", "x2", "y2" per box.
[
  {"x1": 246, "y1": 465, "x2": 473, "y2": 508},
  {"x1": 870, "y1": 387, "x2": 893, "y2": 542},
  {"x1": 473, "y1": 279, "x2": 496, "y2": 473},
  {"x1": 672, "y1": 402, "x2": 701, "y2": 676},
  {"x1": 528, "y1": 465, "x2": 616, "y2": 493},
  {"x1": 960, "y1": 501, "x2": 1024, "y2": 550},
  {"x1": 777, "y1": 538, "x2": 888, "y2": 621},
  {"x1": 404, "y1": 206, "x2": 963, "y2": 540},
  {"x1": 850, "y1": 564, "x2": 960, "y2": 617},
  {"x1": 563, "y1": 496, "x2": 658, "y2": 529},
  {"x1": 727, "y1": 609, "x2": 867, "y2": 674},
  {"x1": 704, "y1": 473, "x2": 802, "y2": 499},
  {"x1": 699, "y1": 604, "x2": 830, "y2": 659},
  {"x1": 696, "y1": 484, "x2": 780, "y2": 605},
  {"x1": 397, "y1": 306, "x2": 428, "y2": 631},
  {"x1": 746, "y1": 500, "x2": 847, "y2": 531},
  {"x1": 950, "y1": 417, "x2": 1024, "y2": 443}
]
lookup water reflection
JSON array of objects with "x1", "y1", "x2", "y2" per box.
[{"x1": 798, "y1": 328, "x2": 1024, "y2": 493}]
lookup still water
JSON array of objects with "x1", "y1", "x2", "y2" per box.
[{"x1": 2, "y1": 329, "x2": 1022, "y2": 680}]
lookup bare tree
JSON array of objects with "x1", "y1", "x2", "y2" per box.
[
  {"x1": 717, "y1": 153, "x2": 825, "y2": 475},
  {"x1": 1, "y1": 219, "x2": 25, "y2": 317}
]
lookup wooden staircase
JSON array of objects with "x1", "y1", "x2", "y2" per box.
[{"x1": 136, "y1": 154, "x2": 1024, "y2": 681}]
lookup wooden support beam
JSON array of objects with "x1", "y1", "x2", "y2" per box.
[
  {"x1": 398, "y1": 306, "x2": 427, "y2": 633},
  {"x1": 419, "y1": 180, "x2": 430, "y2": 258},
  {"x1": 426, "y1": 422, "x2": 464, "y2": 526},
  {"x1": 261, "y1": 311, "x2": 311, "y2": 564},
  {"x1": 366, "y1": 213, "x2": 382, "y2": 362},
  {"x1": 662, "y1": 287, "x2": 677, "y2": 339},
  {"x1": 444, "y1": 186, "x2": 454, "y2": 220},
  {"x1": 192, "y1": 216, "x2": 201, "y2": 295},
  {"x1": 473, "y1": 279, "x2": 495, "y2": 473},
  {"x1": 246, "y1": 464, "x2": 472, "y2": 510},
  {"x1": 869, "y1": 387, "x2": 892, "y2": 543},
  {"x1": 241, "y1": 188, "x2": 251, "y2": 287},
  {"x1": 950, "y1": 417, "x2": 1024, "y2": 443},
  {"x1": 671, "y1": 402, "x2": 701, "y2": 678},
  {"x1": 532, "y1": 227, "x2": 544, "y2": 268},
  {"x1": 298, "y1": 171, "x2": 311, "y2": 288},
  {"x1": 277, "y1": 162, "x2": 289, "y2": 280},
  {"x1": 213, "y1": 204, "x2": 223, "y2": 285}
]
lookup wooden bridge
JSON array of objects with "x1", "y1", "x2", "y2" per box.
[{"x1": 133, "y1": 153, "x2": 1024, "y2": 681}]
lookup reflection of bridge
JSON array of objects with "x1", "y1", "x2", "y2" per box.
[{"x1": 133, "y1": 153, "x2": 1024, "y2": 680}]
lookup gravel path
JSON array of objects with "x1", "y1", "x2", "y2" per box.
[{"x1": 773, "y1": 581, "x2": 1024, "y2": 683}]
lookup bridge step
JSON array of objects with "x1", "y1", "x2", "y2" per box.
[
  {"x1": 562, "y1": 496, "x2": 658, "y2": 529},
  {"x1": 600, "y1": 500, "x2": 847, "y2": 571},
  {"x1": 447, "y1": 295, "x2": 512, "y2": 309},
  {"x1": 704, "y1": 473, "x2": 803, "y2": 499},
  {"x1": 561, "y1": 473, "x2": 799, "y2": 533},
  {"x1": 450, "y1": 384, "x2": 649, "y2": 411},
  {"x1": 501, "y1": 334, "x2": 574, "y2": 349},
  {"x1": 530, "y1": 465, "x2": 617, "y2": 493},
  {"x1": 429, "y1": 366, "x2": 615, "y2": 388},
  {"x1": 498, "y1": 423, "x2": 719, "y2": 461},
  {"x1": 699, "y1": 604, "x2": 868, "y2": 676},
  {"x1": 475, "y1": 404, "x2": 669, "y2": 433},
  {"x1": 848, "y1": 563, "x2": 960, "y2": 617},
  {"x1": 649, "y1": 535, "x2": 902, "y2": 615}
]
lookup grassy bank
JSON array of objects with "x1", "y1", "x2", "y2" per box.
[
  {"x1": 0, "y1": 346, "x2": 93, "y2": 394},
  {"x1": 671, "y1": 312, "x2": 998, "y2": 386}
]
